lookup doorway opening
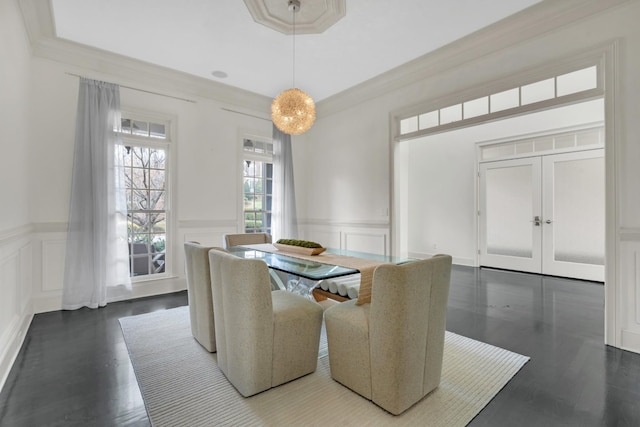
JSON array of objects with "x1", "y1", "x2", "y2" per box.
[{"x1": 395, "y1": 98, "x2": 604, "y2": 282}]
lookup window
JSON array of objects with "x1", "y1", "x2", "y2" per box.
[
  {"x1": 399, "y1": 64, "x2": 599, "y2": 137},
  {"x1": 243, "y1": 138, "x2": 273, "y2": 234},
  {"x1": 118, "y1": 116, "x2": 170, "y2": 278}
]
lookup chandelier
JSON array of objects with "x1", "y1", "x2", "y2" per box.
[{"x1": 271, "y1": 0, "x2": 316, "y2": 135}]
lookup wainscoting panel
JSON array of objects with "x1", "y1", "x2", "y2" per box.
[
  {"x1": 636, "y1": 251, "x2": 640, "y2": 326},
  {"x1": 299, "y1": 221, "x2": 390, "y2": 256},
  {"x1": 0, "y1": 253, "x2": 19, "y2": 344},
  {"x1": 32, "y1": 228, "x2": 67, "y2": 313},
  {"x1": 343, "y1": 231, "x2": 387, "y2": 255},
  {"x1": 0, "y1": 227, "x2": 33, "y2": 392},
  {"x1": 41, "y1": 239, "x2": 66, "y2": 292},
  {"x1": 300, "y1": 229, "x2": 341, "y2": 250},
  {"x1": 618, "y1": 235, "x2": 640, "y2": 354}
]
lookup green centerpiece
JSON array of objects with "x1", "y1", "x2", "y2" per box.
[
  {"x1": 276, "y1": 239, "x2": 323, "y2": 248},
  {"x1": 274, "y1": 239, "x2": 326, "y2": 255}
]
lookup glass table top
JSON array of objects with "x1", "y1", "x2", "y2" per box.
[{"x1": 226, "y1": 246, "x2": 413, "y2": 281}]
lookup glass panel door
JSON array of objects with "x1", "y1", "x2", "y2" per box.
[
  {"x1": 542, "y1": 149, "x2": 605, "y2": 281},
  {"x1": 479, "y1": 157, "x2": 542, "y2": 273},
  {"x1": 479, "y1": 150, "x2": 604, "y2": 281}
]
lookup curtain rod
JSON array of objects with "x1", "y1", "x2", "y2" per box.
[
  {"x1": 221, "y1": 107, "x2": 271, "y2": 122},
  {"x1": 65, "y1": 72, "x2": 197, "y2": 104}
]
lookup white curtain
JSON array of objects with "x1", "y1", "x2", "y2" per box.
[
  {"x1": 271, "y1": 124, "x2": 298, "y2": 240},
  {"x1": 62, "y1": 78, "x2": 131, "y2": 310}
]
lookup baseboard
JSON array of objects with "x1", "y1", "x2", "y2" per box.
[
  {"x1": 33, "y1": 278, "x2": 187, "y2": 314},
  {"x1": 0, "y1": 310, "x2": 33, "y2": 393},
  {"x1": 408, "y1": 251, "x2": 476, "y2": 267},
  {"x1": 130, "y1": 277, "x2": 186, "y2": 300},
  {"x1": 621, "y1": 329, "x2": 640, "y2": 354},
  {"x1": 32, "y1": 293, "x2": 63, "y2": 313}
]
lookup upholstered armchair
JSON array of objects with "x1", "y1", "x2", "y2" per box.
[
  {"x1": 183, "y1": 242, "x2": 222, "y2": 352},
  {"x1": 223, "y1": 232, "x2": 272, "y2": 248},
  {"x1": 208, "y1": 249, "x2": 324, "y2": 397},
  {"x1": 324, "y1": 254, "x2": 452, "y2": 415}
]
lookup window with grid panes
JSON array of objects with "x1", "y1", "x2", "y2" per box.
[
  {"x1": 117, "y1": 117, "x2": 170, "y2": 277},
  {"x1": 243, "y1": 138, "x2": 273, "y2": 234}
]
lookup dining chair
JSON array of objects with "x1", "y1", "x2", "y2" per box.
[
  {"x1": 183, "y1": 242, "x2": 224, "y2": 352},
  {"x1": 324, "y1": 254, "x2": 452, "y2": 415},
  {"x1": 208, "y1": 248, "x2": 324, "y2": 397},
  {"x1": 223, "y1": 232, "x2": 272, "y2": 248}
]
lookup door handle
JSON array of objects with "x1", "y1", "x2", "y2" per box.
[{"x1": 545, "y1": 219, "x2": 553, "y2": 224}]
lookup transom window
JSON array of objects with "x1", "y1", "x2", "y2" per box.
[{"x1": 399, "y1": 65, "x2": 599, "y2": 138}]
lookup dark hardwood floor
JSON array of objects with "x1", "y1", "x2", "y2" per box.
[{"x1": 1, "y1": 266, "x2": 639, "y2": 426}]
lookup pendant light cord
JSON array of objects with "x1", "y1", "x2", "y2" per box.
[{"x1": 292, "y1": 8, "x2": 296, "y2": 88}]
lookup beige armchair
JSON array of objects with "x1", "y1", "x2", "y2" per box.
[
  {"x1": 209, "y1": 249, "x2": 324, "y2": 397},
  {"x1": 324, "y1": 254, "x2": 452, "y2": 415},
  {"x1": 183, "y1": 242, "x2": 224, "y2": 352},
  {"x1": 223, "y1": 232, "x2": 272, "y2": 248}
]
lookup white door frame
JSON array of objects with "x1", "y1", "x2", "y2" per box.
[{"x1": 390, "y1": 42, "x2": 619, "y2": 347}]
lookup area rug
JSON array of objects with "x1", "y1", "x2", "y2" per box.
[{"x1": 120, "y1": 306, "x2": 529, "y2": 427}]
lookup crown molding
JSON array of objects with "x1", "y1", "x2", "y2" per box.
[
  {"x1": 18, "y1": 0, "x2": 631, "y2": 118},
  {"x1": 18, "y1": 0, "x2": 272, "y2": 113},
  {"x1": 316, "y1": 0, "x2": 632, "y2": 116}
]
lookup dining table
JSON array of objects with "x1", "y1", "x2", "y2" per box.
[{"x1": 226, "y1": 243, "x2": 413, "y2": 300}]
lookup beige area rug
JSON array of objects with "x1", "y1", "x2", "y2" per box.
[{"x1": 119, "y1": 306, "x2": 529, "y2": 427}]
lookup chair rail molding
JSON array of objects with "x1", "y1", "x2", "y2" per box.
[
  {"x1": 619, "y1": 227, "x2": 640, "y2": 241},
  {"x1": 0, "y1": 224, "x2": 33, "y2": 243}
]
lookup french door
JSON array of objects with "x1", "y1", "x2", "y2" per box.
[{"x1": 479, "y1": 149, "x2": 604, "y2": 281}]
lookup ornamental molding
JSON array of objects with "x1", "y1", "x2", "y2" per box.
[{"x1": 243, "y1": 0, "x2": 345, "y2": 35}]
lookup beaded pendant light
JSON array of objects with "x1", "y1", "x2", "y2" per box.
[{"x1": 271, "y1": 0, "x2": 316, "y2": 135}]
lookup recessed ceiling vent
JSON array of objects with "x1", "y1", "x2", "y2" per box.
[{"x1": 244, "y1": 0, "x2": 345, "y2": 35}]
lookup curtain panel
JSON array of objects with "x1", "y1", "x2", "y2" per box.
[
  {"x1": 62, "y1": 78, "x2": 131, "y2": 310},
  {"x1": 271, "y1": 125, "x2": 298, "y2": 240}
]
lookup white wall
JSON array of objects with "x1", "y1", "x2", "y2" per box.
[
  {"x1": 299, "y1": 1, "x2": 640, "y2": 352},
  {"x1": 0, "y1": 0, "x2": 34, "y2": 393},
  {"x1": 1, "y1": 0, "x2": 31, "y2": 231},
  {"x1": 404, "y1": 99, "x2": 604, "y2": 265},
  {"x1": 27, "y1": 57, "x2": 273, "y2": 311}
]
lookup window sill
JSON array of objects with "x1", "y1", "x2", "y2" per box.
[{"x1": 131, "y1": 273, "x2": 178, "y2": 284}]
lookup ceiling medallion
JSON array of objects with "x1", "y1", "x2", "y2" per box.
[{"x1": 244, "y1": 0, "x2": 345, "y2": 35}]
